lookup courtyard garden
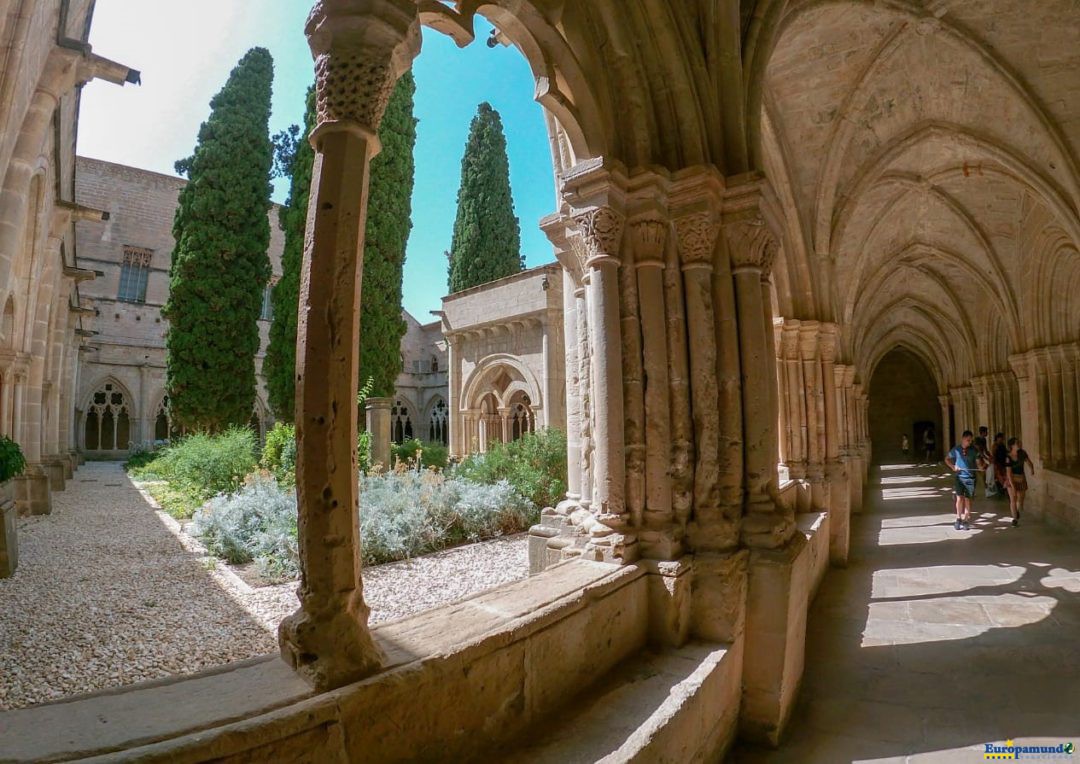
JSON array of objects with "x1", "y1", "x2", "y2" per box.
[{"x1": 126, "y1": 425, "x2": 566, "y2": 585}]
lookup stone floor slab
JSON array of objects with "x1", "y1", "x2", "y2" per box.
[{"x1": 732, "y1": 463, "x2": 1080, "y2": 762}]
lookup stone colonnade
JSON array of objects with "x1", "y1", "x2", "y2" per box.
[
  {"x1": 945, "y1": 372, "x2": 1022, "y2": 448},
  {"x1": 0, "y1": 40, "x2": 130, "y2": 515},
  {"x1": 774, "y1": 318, "x2": 866, "y2": 562},
  {"x1": 1011, "y1": 343, "x2": 1080, "y2": 474}
]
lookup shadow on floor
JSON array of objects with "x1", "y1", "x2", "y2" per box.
[{"x1": 732, "y1": 463, "x2": 1080, "y2": 763}]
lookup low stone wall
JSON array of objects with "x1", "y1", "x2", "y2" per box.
[
  {"x1": 1034, "y1": 469, "x2": 1080, "y2": 533},
  {"x1": 1, "y1": 560, "x2": 647, "y2": 763},
  {"x1": 797, "y1": 511, "x2": 830, "y2": 601}
]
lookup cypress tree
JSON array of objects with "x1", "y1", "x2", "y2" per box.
[
  {"x1": 447, "y1": 102, "x2": 523, "y2": 292},
  {"x1": 264, "y1": 86, "x2": 315, "y2": 422},
  {"x1": 165, "y1": 47, "x2": 274, "y2": 431},
  {"x1": 266, "y1": 74, "x2": 417, "y2": 415},
  {"x1": 360, "y1": 72, "x2": 417, "y2": 397}
]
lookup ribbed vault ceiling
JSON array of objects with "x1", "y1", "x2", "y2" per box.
[{"x1": 762, "y1": 0, "x2": 1080, "y2": 388}]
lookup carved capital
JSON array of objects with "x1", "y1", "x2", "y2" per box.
[
  {"x1": 723, "y1": 219, "x2": 777, "y2": 274},
  {"x1": 674, "y1": 211, "x2": 719, "y2": 271},
  {"x1": 818, "y1": 324, "x2": 839, "y2": 364},
  {"x1": 780, "y1": 320, "x2": 801, "y2": 360},
  {"x1": 306, "y1": 0, "x2": 420, "y2": 133},
  {"x1": 630, "y1": 218, "x2": 667, "y2": 268},
  {"x1": 798, "y1": 320, "x2": 820, "y2": 359},
  {"x1": 573, "y1": 207, "x2": 625, "y2": 268}
]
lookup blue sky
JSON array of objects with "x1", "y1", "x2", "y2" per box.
[{"x1": 78, "y1": 1, "x2": 556, "y2": 321}]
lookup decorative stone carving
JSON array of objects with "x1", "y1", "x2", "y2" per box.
[
  {"x1": 631, "y1": 218, "x2": 667, "y2": 267},
  {"x1": 313, "y1": 52, "x2": 396, "y2": 129},
  {"x1": 674, "y1": 211, "x2": 719, "y2": 270},
  {"x1": 305, "y1": 0, "x2": 421, "y2": 133},
  {"x1": 573, "y1": 206, "x2": 625, "y2": 267},
  {"x1": 724, "y1": 219, "x2": 778, "y2": 274}
]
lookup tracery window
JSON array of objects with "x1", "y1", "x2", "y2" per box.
[
  {"x1": 391, "y1": 399, "x2": 413, "y2": 443},
  {"x1": 510, "y1": 393, "x2": 534, "y2": 441},
  {"x1": 85, "y1": 382, "x2": 131, "y2": 451},
  {"x1": 117, "y1": 246, "x2": 152, "y2": 304},
  {"x1": 154, "y1": 395, "x2": 183, "y2": 442},
  {"x1": 428, "y1": 398, "x2": 448, "y2": 445}
]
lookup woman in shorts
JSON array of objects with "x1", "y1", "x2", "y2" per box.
[{"x1": 1005, "y1": 437, "x2": 1034, "y2": 527}]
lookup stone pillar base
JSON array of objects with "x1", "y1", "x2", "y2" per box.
[
  {"x1": 827, "y1": 464, "x2": 850, "y2": 567},
  {"x1": 65, "y1": 450, "x2": 77, "y2": 478},
  {"x1": 15, "y1": 467, "x2": 51, "y2": 516},
  {"x1": 43, "y1": 458, "x2": 66, "y2": 492},
  {"x1": 0, "y1": 481, "x2": 16, "y2": 577},
  {"x1": 847, "y1": 456, "x2": 864, "y2": 514},
  {"x1": 690, "y1": 550, "x2": 749, "y2": 644},
  {"x1": 644, "y1": 556, "x2": 693, "y2": 649},
  {"x1": 365, "y1": 397, "x2": 392, "y2": 471},
  {"x1": 740, "y1": 534, "x2": 810, "y2": 747}
]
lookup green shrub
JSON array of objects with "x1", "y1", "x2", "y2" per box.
[
  {"x1": 189, "y1": 475, "x2": 298, "y2": 581},
  {"x1": 261, "y1": 422, "x2": 296, "y2": 485},
  {"x1": 0, "y1": 436, "x2": 26, "y2": 482},
  {"x1": 360, "y1": 470, "x2": 532, "y2": 564},
  {"x1": 391, "y1": 438, "x2": 449, "y2": 470},
  {"x1": 453, "y1": 428, "x2": 567, "y2": 510},
  {"x1": 124, "y1": 445, "x2": 158, "y2": 474},
  {"x1": 129, "y1": 428, "x2": 257, "y2": 517}
]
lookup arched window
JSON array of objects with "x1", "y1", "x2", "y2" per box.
[
  {"x1": 391, "y1": 400, "x2": 413, "y2": 443},
  {"x1": 153, "y1": 395, "x2": 183, "y2": 442},
  {"x1": 510, "y1": 393, "x2": 534, "y2": 441},
  {"x1": 428, "y1": 398, "x2": 448, "y2": 445},
  {"x1": 85, "y1": 382, "x2": 131, "y2": 452}
]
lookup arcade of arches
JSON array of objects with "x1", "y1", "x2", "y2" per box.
[{"x1": 0, "y1": 0, "x2": 1078, "y2": 762}]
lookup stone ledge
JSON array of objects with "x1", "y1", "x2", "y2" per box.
[
  {"x1": 0, "y1": 656, "x2": 312, "y2": 763},
  {"x1": 0, "y1": 559, "x2": 643, "y2": 763},
  {"x1": 511, "y1": 641, "x2": 742, "y2": 762}
]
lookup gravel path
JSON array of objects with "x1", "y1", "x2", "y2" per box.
[{"x1": 0, "y1": 462, "x2": 528, "y2": 710}]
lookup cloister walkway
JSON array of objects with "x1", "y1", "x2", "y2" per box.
[{"x1": 735, "y1": 463, "x2": 1080, "y2": 763}]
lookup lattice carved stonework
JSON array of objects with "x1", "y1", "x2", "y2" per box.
[
  {"x1": 573, "y1": 207, "x2": 625, "y2": 267},
  {"x1": 314, "y1": 50, "x2": 396, "y2": 130},
  {"x1": 123, "y1": 246, "x2": 152, "y2": 268},
  {"x1": 724, "y1": 219, "x2": 777, "y2": 274},
  {"x1": 674, "y1": 212, "x2": 718, "y2": 268}
]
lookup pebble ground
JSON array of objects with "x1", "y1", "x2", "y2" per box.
[{"x1": 0, "y1": 461, "x2": 527, "y2": 710}]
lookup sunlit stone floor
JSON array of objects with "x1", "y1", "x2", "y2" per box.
[{"x1": 733, "y1": 463, "x2": 1080, "y2": 763}]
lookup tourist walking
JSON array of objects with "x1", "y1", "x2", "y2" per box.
[
  {"x1": 923, "y1": 427, "x2": 936, "y2": 463},
  {"x1": 946, "y1": 430, "x2": 986, "y2": 530},
  {"x1": 901, "y1": 434, "x2": 910, "y2": 458},
  {"x1": 1005, "y1": 437, "x2": 1034, "y2": 527},
  {"x1": 992, "y1": 433, "x2": 1008, "y2": 497}
]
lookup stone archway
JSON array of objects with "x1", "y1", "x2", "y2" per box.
[
  {"x1": 82, "y1": 378, "x2": 134, "y2": 456},
  {"x1": 868, "y1": 348, "x2": 943, "y2": 465}
]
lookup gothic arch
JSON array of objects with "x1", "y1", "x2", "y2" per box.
[
  {"x1": 82, "y1": 377, "x2": 136, "y2": 454},
  {"x1": 459, "y1": 353, "x2": 543, "y2": 414}
]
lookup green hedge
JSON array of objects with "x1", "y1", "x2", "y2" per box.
[{"x1": 453, "y1": 428, "x2": 566, "y2": 510}]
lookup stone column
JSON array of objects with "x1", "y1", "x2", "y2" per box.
[
  {"x1": 1047, "y1": 350, "x2": 1065, "y2": 469},
  {"x1": 723, "y1": 181, "x2": 804, "y2": 746},
  {"x1": 799, "y1": 321, "x2": 826, "y2": 512},
  {"x1": 365, "y1": 397, "x2": 392, "y2": 469},
  {"x1": 446, "y1": 334, "x2": 462, "y2": 457},
  {"x1": 781, "y1": 322, "x2": 808, "y2": 509},
  {"x1": 726, "y1": 216, "x2": 793, "y2": 546},
  {"x1": 558, "y1": 268, "x2": 582, "y2": 510},
  {"x1": 844, "y1": 367, "x2": 863, "y2": 513},
  {"x1": 819, "y1": 324, "x2": 849, "y2": 566},
  {"x1": 574, "y1": 205, "x2": 633, "y2": 561},
  {"x1": 1057, "y1": 346, "x2": 1078, "y2": 469},
  {"x1": 631, "y1": 218, "x2": 671, "y2": 554},
  {"x1": 277, "y1": 0, "x2": 419, "y2": 692},
  {"x1": 939, "y1": 395, "x2": 952, "y2": 457},
  {"x1": 676, "y1": 210, "x2": 728, "y2": 550},
  {"x1": 575, "y1": 280, "x2": 593, "y2": 510}
]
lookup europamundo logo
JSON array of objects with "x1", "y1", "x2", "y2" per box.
[{"x1": 984, "y1": 740, "x2": 1075, "y2": 759}]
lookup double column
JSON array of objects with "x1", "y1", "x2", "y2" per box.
[{"x1": 277, "y1": 0, "x2": 420, "y2": 691}]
